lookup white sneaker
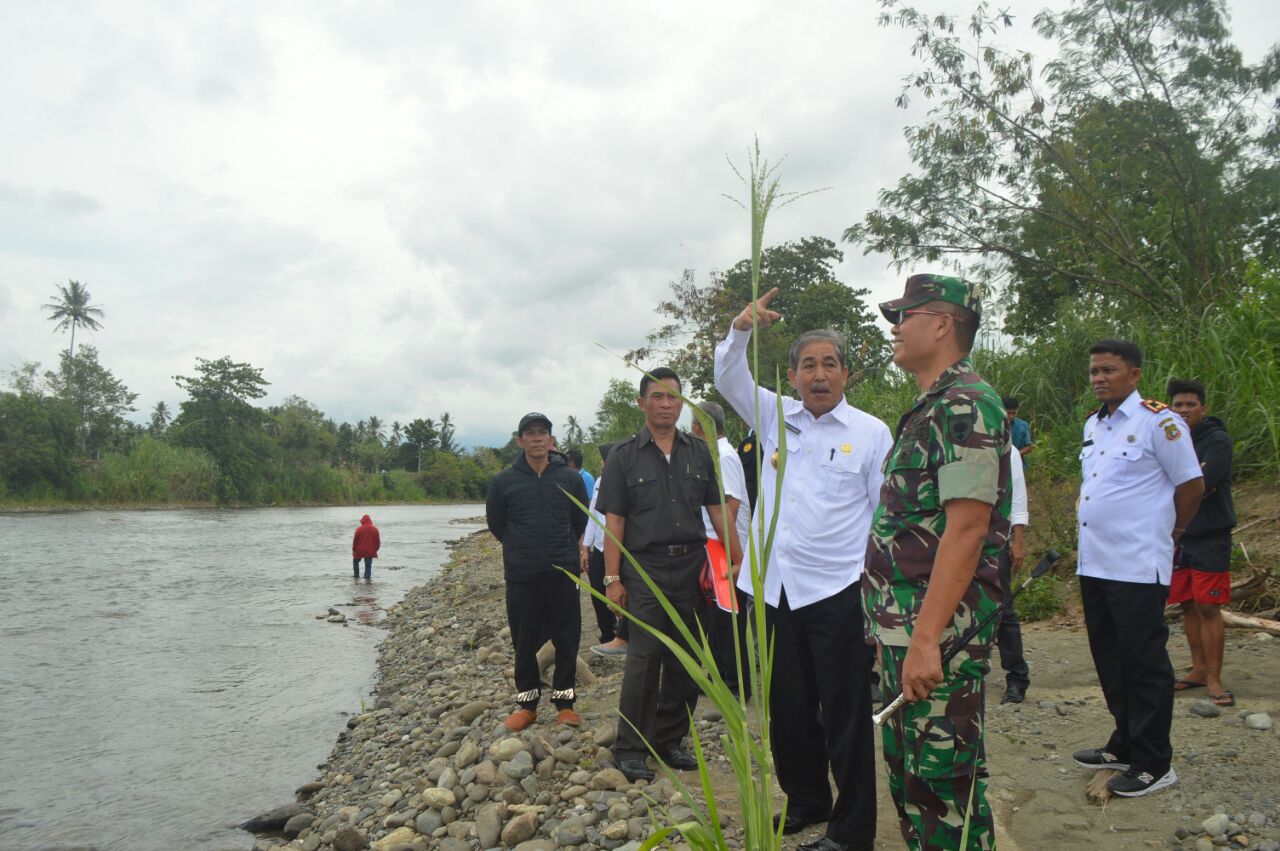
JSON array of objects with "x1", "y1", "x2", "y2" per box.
[{"x1": 1107, "y1": 767, "x2": 1178, "y2": 797}]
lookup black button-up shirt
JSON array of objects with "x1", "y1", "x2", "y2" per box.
[{"x1": 596, "y1": 426, "x2": 720, "y2": 554}]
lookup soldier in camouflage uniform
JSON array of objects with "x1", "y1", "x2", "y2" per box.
[{"x1": 863, "y1": 274, "x2": 1013, "y2": 850}]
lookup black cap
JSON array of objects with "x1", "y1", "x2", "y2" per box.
[{"x1": 517, "y1": 412, "x2": 553, "y2": 434}]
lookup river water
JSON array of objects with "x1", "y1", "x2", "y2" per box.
[{"x1": 0, "y1": 504, "x2": 485, "y2": 851}]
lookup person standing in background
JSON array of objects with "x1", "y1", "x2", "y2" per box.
[{"x1": 352, "y1": 514, "x2": 380, "y2": 580}]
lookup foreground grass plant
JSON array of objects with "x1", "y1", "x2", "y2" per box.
[{"x1": 565, "y1": 140, "x2": 814, "y2": 850}]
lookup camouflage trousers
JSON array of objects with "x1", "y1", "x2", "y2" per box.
[{"x1": 879, "y1": 644, "x2": 995, "y2": 850}]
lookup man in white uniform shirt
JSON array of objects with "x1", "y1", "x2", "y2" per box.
[
  {"x1": 714, "y1": 288, "x2": 892, "y2": 851},
  {"x1": 690, "y1": 400, "x2": 753, "y2": 700},
  {"x1": 1073, "y1": 339, "x2": 1203, "y2": 798},
  {"x1": 995, "y1": 440, "x2": 1031, "y2": 703}
]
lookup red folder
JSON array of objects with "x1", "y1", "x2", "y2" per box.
[{"x1": 702, "y1": 538, "x2": 739, "y2": 613}]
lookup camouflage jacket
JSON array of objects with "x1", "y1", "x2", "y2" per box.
[{"x1": 863, "y1": 358, "x2": 1012, "y2": 650}]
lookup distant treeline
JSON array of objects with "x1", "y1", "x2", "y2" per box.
[{"x1": 0, "y1": 351, "x2": 512, "y2": 506}]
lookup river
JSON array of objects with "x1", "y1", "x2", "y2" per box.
[{"x1": 0, "y1": 504, "x2": 485, "y2": 851}]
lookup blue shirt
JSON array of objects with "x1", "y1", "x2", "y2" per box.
[
  {"x1": 579, "y1": 468, "x2": 595, "y2": 500},
  {"x1": 1011, "y1": 417, "x2": 1032, "y2": 464}
]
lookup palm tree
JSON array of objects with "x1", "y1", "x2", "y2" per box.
[
  {"x1": 390, "y1": 420, "x2": 403, "y2": 447},
  {"x1": 563, "y1": 415, "x2": 586, "y2": 449},
  {"x1": 43, "y1": 280, "x2": 105, "y2": 358},
  {"x1": 366, "y1": 416, "x2": 385, "y2": 445}
]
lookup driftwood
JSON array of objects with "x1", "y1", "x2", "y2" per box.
[{"x1": 1220, "y1": 610, "x2": 1280, "y2": 635}]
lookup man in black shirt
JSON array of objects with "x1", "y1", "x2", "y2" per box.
[
  {"x1": 1167, "y1": 379, "x2": 1237, "y2": 706},
  {"x1": 486, "y1": 412, "x2": 590, "y2": 731},
  {"x1": 597, "y1": 367, "x2": 741, "y2": 781}
]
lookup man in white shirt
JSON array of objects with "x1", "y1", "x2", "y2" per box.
[
  {"x1": 996, "y1": 444, "x2": 1031, "y2": 703},
  {"x1": 581, "y1": 442, "x2": 628, "y2": 656},
  {"x1": 689, "y1": 400, "x2": 753, "y2": 700},
  {"x1": 714, "y1": 288, "x2": 892, "y2": 851},
  {"x1": 1072, "y1": 339, "x2": 1204, "y2": 798}
]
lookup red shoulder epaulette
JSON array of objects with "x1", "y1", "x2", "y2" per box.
[{"x1": 1141, "y1": 399, "x2": 1168, "y2": 413}]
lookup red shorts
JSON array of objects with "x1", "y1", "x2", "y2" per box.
[{"x1": 1168, "y1": 569, "x2": 1231, "y2": 606}]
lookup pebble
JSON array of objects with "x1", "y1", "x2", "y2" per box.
[
  {"x1": 1202, "y1": 813, "x2": 1231, "y2": 835},
  {"x1": 1245, "y1": 713, "x2": 1273, "y2": 730},
  {"x1": 1189, "y1": 700, "x2": 1222, "y2": 718}
]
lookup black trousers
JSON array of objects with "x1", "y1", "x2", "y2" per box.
[
  {"x1": 586, "y1": 547, "x2": 627, "y2": 643},
  {"x1": 1080, "y1": 575, "x2": 1174, "y2": 775},
  {"x1": 767, "y1": 583, "x2": 876, "y2": 844},
  {"x1": 506, "y1": 570, "x2": 581, "y2": 709},
  {"x1": 996, "y1": 548, "x2": 1030, "y2": 689},
  {"x1": 613, "y1": 550, "x2": 705, "y2": 761},
  {"x1": 709, "y1": 584, "x2": 753, "y2": 699}
]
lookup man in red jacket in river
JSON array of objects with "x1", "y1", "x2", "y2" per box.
[{"x1": 352, "y1": 515, "x2": 381, "y2": 580}]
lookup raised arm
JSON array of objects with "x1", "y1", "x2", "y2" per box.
[{"x1": 714, "y1": 287, "x2": 782, "y2": 434}]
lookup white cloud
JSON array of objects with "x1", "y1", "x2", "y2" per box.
[{"x1": 0, "y1": 0, "x2": 1273, "y2": 448}]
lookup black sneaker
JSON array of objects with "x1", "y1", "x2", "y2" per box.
[
  {"x1": 1072, "y1": 748, "x2": 1129, "y2": 771},
  {"x1": 1000, "y1": 685, "x2": 1026, "y2": 704},
  {"x1": 1107, "y1": 767, "x2": 1177, "y2": 797}
]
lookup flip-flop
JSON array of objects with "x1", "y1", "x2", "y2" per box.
[
  {"x1": 1210, "y1": 691, "x2": 1235, "y2": 707},
  {"x1": 1174, "y1": 678, "x2": 1206, "y2": 691}
]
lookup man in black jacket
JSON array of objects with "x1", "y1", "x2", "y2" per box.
[
  {"x1": 1167, "y1": 379, "x2": 1237, "y2": 707},
  {"x1": 486, "y1": 412, "x2": 590, "y2": 731}
]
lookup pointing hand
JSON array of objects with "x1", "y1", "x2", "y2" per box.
[{"x1": 732, "y1": 287, "x2": 782, "y2": 331}]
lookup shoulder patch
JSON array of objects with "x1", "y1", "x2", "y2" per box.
[
  {"x1": 1141, "y1": 399, "x2": 1169, "y2": 414},
  {"x1": 1163, "y1": 421, "x2": 1182, "y2": 441},
  {"x1": 948, "y1": 415, "x2": 973, "y2": 444}
]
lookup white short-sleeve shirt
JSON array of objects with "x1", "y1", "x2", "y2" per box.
[
  {"x1": 1076, "y1": 391, "x2": 1203, "y2": 585},
  {"x1": 701, "y1": 436, "x2": 751, "y2": 555},
  {"x1": 714, "y1": 325, "x2": 894, "y2": 608}
]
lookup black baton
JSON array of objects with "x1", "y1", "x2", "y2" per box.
[{"x1": 872, "y1": 549, "x2": 1062, "y2": 727}]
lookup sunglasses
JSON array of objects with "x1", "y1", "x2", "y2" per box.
[{"x1": 892, "y1": 308, "x2": 951, "y2": 325}]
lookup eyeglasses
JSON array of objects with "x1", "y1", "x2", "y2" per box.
[{"x1": 893, "y1": 308, "x2": 951, "y2": 325}]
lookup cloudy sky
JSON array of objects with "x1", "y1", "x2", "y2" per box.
[{"x1": 1, "y1": 1, "x2": 1273, "y2": 448}]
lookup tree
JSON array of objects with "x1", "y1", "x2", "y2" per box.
[
  {"x1": 170, "y1": 356, "x2": 271, "y2": 501},
  {"x1": 563, "y1": 415, "x2": 586, "y2": 449},
  {"x1": 438, "y1": 412, "x2": 458, "y2": 455},
  {"x1": 45, "y1": 345, "x2": 139, "y2": 457},
  {"x1": 149, "y1": 401, "x2": 171, "y2": 435},
  {"x1": 7, "y1": 361, "x2": 47, "y2": 397},
  {"x1": 0, "y1": 392, "x2": 78, "y2": 495},
  {"x1": 588, "y1": 379, "x2": 646, "y2": 444},
  {"x1": 43, "y1": 280, "x2": 105, "y2": 358},
  {"x1": 844, "y1": 0, "x2": 1280, "y2": 334},
  {"x1": 631, "y1": 238, "x2": 890, "y2": 421},
  {"x1": 366, "y1": 416, "x2": 385, "y2": 446},
  {"x1": 402, "y1": 417, "x2": 439, "y2": 472}
]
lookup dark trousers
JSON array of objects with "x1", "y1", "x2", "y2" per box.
[
  {"x1": 352, "y1": 557, "x2": 371, "y2": 579},
  {"x1": 709, "y1": 584, "x2": 752, "y2": 699},
  {"x1": 1080, "y1": 575, "x2": 1174, "y2": 775},
  {"x1": 767, "y1": 583, "x2": 876, "y2": 843},
  {"x1": 613, "y1": 551, "x2": 705, "y2": 761},
  {"x1": 996, "y1": 549, "x2": 1030, "y2": 689},
  {"x1": 507, "y1": 571, "x2": 581, "y2": 710},
  {"x1": 586, "y1": 548, "x2": 627, "y2": 643}
]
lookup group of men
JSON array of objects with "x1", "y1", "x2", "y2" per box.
[{"x1": 484, "y1": 273, "x2": 1236, "y2": 851}]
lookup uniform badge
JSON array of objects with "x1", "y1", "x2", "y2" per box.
[
  {"x1": 742, "y1": 442, "x2": 753, "y2": 453},
  {"x1": 840, "y1": 443, "x2": 852, "y2": 454},
  {"x1": 948, "y1": 416, "x2": 973, "y2": 443},
  {"x1": 1164, "y1": 422, "x2": 1182, "y2": 441},
  {"x1": 770, "y1": 450, "x2": 779, "y2": 469}
]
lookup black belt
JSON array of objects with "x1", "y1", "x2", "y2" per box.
[{"x1": 643, "y1": 543, "x2": 697, "y2": 557}]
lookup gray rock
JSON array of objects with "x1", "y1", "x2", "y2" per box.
[
  {"x1": 1194, "y1": 838, "x2": 1214, "y2": 851},
  {"x1": 593, "y1": 725, "x2": 617, "y2": 747},
  {"x1": 492, "y1": 737, "x2": 526, "y2": 761},
  {"x1": 1245, "y1": 712, "x2": 1273, "y2": 730},
  {"x1": 240, "y1": 802, "x2": 309, "y2": 833},
  {"x1": 415, "y1": 809, "x2": 444, "y2": 835},
  {"x1": 423, "y1": 787, "x2": 457, "y2": 808},
  {"x1": 1248, "y1": 812, "x2": 1267, "y2": 828},
  {"x1": 552, "y1": 815, "x2": 588, "y2": 845},
  {"x1": 1258, "y1": 840, "x2": 1280, "y2": 851},
  {"x1": 1202, "y1": 813, "x2": 1231, "y2": 836},
  {"x1": 332, "y1": 825, "x2": 368, "y2": 851},
  {"x1": 590, "y1": 768, "x2": 629, "y2": 791},
  {"x1": 554, "y1": 746, "x2": 581, "y2": 764},
  {"x1": 475, "y1": 802, "x2": 504, "y2": 847},
  {"x1": 295, "y1": 781, "x2": 325, "y2": 797},
  {"x1": 283, "y1": 812, "x2": 315, "y2": 837},
  {"x1": 458, "y1": 700, "x2": 490, "y2": 723},
  {"x1": 1189, "y1": 700, "x2": 1222, "y2": 718},
  {"x1": 455, "y1": 739, "x2": 483, "y2": 769},
  {"x1": 515, "y1": 840, "x2": 556, "y2": 851},
  {"x1": 504, "y1": 750, "x2": 535, "y2": 780}
]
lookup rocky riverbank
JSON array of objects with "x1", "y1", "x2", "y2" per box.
[
  {"x1": 243, "y1": 529, "x2": 1280, "y2": 851},
  {"x1": 243, "y1": 530, "x2": 729, "y2": 851}
]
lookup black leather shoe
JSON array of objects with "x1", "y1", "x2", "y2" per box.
[
  {"x1": 1001, "y1": 685, "x2": 1026, "y2": 704},
  {"x1": 658, "y1": 748, "x2": 699, "y2": 771},
  {"x1": 797, "y1": 837, "x2": 875, "y2": 851},
  {"x1": 773, "y1": 810, "x2": 830, "y2": 836},
  {"x1": 617, "y1": 759, "x2": 655, "y2": 782}
]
